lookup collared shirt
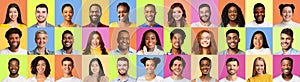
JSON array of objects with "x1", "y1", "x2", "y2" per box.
[
  {"x1": 111, "y1": 76, "x2": 136, "y2": 82},
  {"x1": 55, "y1": 48, "x2": 81, "y2": 55},
  {"x1": 28, "y1": 47, "x2": 54, "y2": 55},
  {"x1": 166, "y1": 49, "x2": 187, "y2": 55},
  {"x1": 30, "y1": 22, "x2": 54, "y2": 28},
  {"x1": 275, "y1": 48, "x2": 300, "y2": 55},
  {"x1": 83, "y1": 22, "x2": 108, "y2": 27},
  {"x1": 246, "y1": 20, "x2": 272, "y2": 27},
  {"x1": 218, "y1": 49, "x2": 245, "y2": 55},
  {"x1": 110, "y1": 47, "x2": 136, "y2": 55},
  {"x1": 138, "y1": 23, "x2": 163, "y2": 28}
]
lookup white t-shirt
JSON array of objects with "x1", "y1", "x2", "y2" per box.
[
  {"x1": 273, "y1": 75, "x2": 300, "y2": 82},
  {"x1": 274, "y1": 21, "x2": 300, "y2": 27},
  {"x1": 246, "y1": 20, "x2": 272, "y2": 27},
  {"x1": 1, "y1": 75, "x2": 26, "y2": 82},
  {"x1": 164, "y1": 76, "x2": 190, "y2": 82},
  {"x1": 137, "y1": 75, "x2": 163, "y2": 82},
  {"x1": 219, "y1": 77, "x2": 245, "y2": 82},
  {"x1": 191, "y1": 22, "x2": 217, "y2": 27},
  {"x1": 27, "y1": 76, "x2": 54, "y2": 82},
  {"x1": 245, "y1": 48, "x2": 272, "y2": 55},
  {"x1": 56, "y1": 76, "x2": 82, "y2": 82},
  {"x1": 0, "y1": 47, "x2": 27, "y2": 55}
]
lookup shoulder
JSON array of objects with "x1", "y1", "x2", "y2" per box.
[
  {"x1": 219, "y1": 78, "x2": 226, "y2": 82},
  {"x1": 191, "y1": 22, "x2": 200, "y2": 27},
  {"x1": 83, "y1": 75, "x2": 92, "y2": 81},
  {"x1": 163, "y1": 77, "x2": 172, "y2": 81},
  {"x1": 109, "y1": 22, "x2": 118, "y2": 27},
  {"x1": 46, "y1": 76, "x2": 54, "y2": 81},
  {"x1": 100, "y1": 76, "x2": 109, "y2": 82}
]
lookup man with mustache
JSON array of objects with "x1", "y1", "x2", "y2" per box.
[
  {"x1": 246, "y1": 3, "x2": 272, "y2": 27},
  {"x1": 218, "y1": 29, "x2": 244, "y2": 55},
  {"x1": 56, "y1": 57, "x2": 81, "y2": 82},
  {"x1": 273, "y1": 57, "x2": 300, "y2": 82},
  {"x1": 55, "y1": 30, "x2": 80, "y2": 55},
  {"x1": 0, "y1": 28, "x2": 27, "y2": 54},
  {"x1": 166, "y1": 29, "x2": 186, "y2": 55},
  {"x1": 275, "y1": 28, "x2": 300, "y2": 55},
  {"x1": 191, "y1": 4, "x2": 216, "y2": 27},
  {"x1": 110, "y1": 30, "x2": 136, "y2": 55},
  {"x1": 83, "y1": 3, "x2": 108, "y2": 27},
  {"x1": 138, "y1": 4, "x2": 163, "y2": 27},
  {"x1": 192, "y1": 57, "x2": 217, "y2": 82},
  {"x1": 219, "y1": 58, "x2": 245, "y2": 82},
  {"x1": 164, "y1": 56, "x2": 190, "y2": 82},
  {"x1": 112, "y1": 57, "x2": 135, "y2": 82},
  {"x1": 2, "y1": 58, "x2": 26, "y2": 82},
  {"x1": 30, "y1": 4, "x2": 54, "y2": 28}
]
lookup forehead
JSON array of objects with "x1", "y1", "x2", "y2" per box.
[
  {"x1": 146, "y1": 60, "x2": 154, "y2": 64},
  {"x1": 200, "y1": 60, "x2": 210, "y2": 64},
  {"x1": 227, "y1": 61, "x2": 238, "y2": 65},
  {"x1": 254, "y1": 7, "x2": 264, "y2": 10},
  {"x1": 117, "y1": 60, "x2": 128, "y2": 64},
  {"x1": 227, "y1": 33, "x2": 238, "y2": 37},
  {"x1": 281, "y1": 59, "x2": 291, "y2": 63},
  {"x1": 9, "y1": 33, "x2": 20, "y2": 37},
  {"x1": 173, "y1": 60, "x2": 182, "y2": 64},
  {"x1": 63, "y1": 60, "x2": 73, "y2": 64},
  {"x1": 281, "y1": 33, "x2": 291, "y2": 37},
  {"x1": 145, "y1": 5, "x2": 155, "y2": 10},
  {"x1": 63, "y1": 33, "x2": 73, "y2": 37},
  {"x1": 9, "y1": 60, "x2": 19, "y2": 64},
  {"x1": 199, "y1": 6, "x2": 209, "y2": 10},
  {"x1": 118, "y1": 5, "x2": 128, "y2": 10},
  {"x1": 37, "y1": 7, "x2": 47, "y2": 10}
]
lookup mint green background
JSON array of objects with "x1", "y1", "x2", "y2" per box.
[
  {"x1": 54, "y1": 28, "x2": 82, "y2": 53},
  {"x1": 218, "y1": 28, "x2": 246, "y2": 53},
  {"x1": 272, "y1": 28, "x2": 300, "y2": 53},
  {"x1": 108, "y1": 55, "x2": 136, "y2": 81},
  {"x1": 164, "y1": 28, "x2": 191, "y2": 54},
  {"x1": 0, "y1": 55, "x2": 28, "y2": 80},
  {"x1": 136, "y1": 0, "x2": 164, "y2": 26}
]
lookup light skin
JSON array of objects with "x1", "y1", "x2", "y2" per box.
[
  {"x1": 117, "y1": 32, "x2": 130, "y2": 54},
  {"x1": 228, "y1": 6, "x2": 238, "y2": 27},
  {"x1": 36, "y1": 60, "x2": 47, "y2": 82},
  {"x1": 226, "y1": 33, "x2": 240, "y2": 54},
  {"x1": 62, "y1": 33, "x2": 74, "y2": 54},
  {"x1": 35, "y1": 33, "x2": 48, "y2": 55},
  {"x1": 199, "y1": 6, "x2": 211, "y2": 26},
  {"x1": 9, "y1": 60, "x2": 19, "y2": 78},
  {"x1": 253, "y1": 34, "x2": 263, "y2": 49},
  {"x1": 255, "y1": 60, "x2": 264, "y2": 75},
  {"x1": 281, "y1": 7, "x2": 293, "y2": 22},
  {"x1": 91, "y1": 61, "x2": 100, "y2": 77},
  {"x1": 89, "y1": 6, "x2": 102, "y2": 26},
  {"x1": 91, "y1": 34, "x2": 100, "y2": 48},
  {"x1": 171, "y1": 33, "x2": 183, "y2": 54},
  {"x1": 8, "y1": 34, "x2": 21, "y2": 52},
  {"x1": 144, "y1": 6, "x2": 157, "y2": 26},
  {"x1": 281, "y1": 60, "x2": 293, "y2": 81},
  {"x1": 117, "y1": 5, "x2": 131, "y2": 27},
  {"x1": 226, "y1": 61, "x2": 239, "y2": 81},
  {"x1": 145, "y1": 60, "x2": 157, "y2": 81},
  {"x1": 117, "y1": 60, "x2": 129, "y2": 81},
  {"x1": 60, "y1": 6, "x2": 76, "y2": 27},
  {"x1": 171, "y1": 60, "x2": 184, "y2": 80},
  {"x1": 172, "y1": 7, "x2": 183, "y2": 27},
  {"x1": 254, "y1": 7, "x2": 265, "y2": 24},
  {"x1": 280, "y1": 33, "x2": 293, "y2": 54},
  {"x1": 8, "y1": 7, "x2": 19, "y2": 27},
  {"x1": 62, "y1": 61, "x2": 73, "y2": 78},
  {"x1": 199, "y1": 32, "x2": 210, "y2": 54},
  {"x1": 145, "y1": 32, "x2": 157, "y2": 52},
  {"x1": 36, "y1": 7, "x2": 48, "y2": 27}
]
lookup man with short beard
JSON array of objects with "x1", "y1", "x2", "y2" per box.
[
  {"x1": 2, "y1": 58, "x2": 26, "y2": 82},
  {"x1": 56, "y1": 57, "x2": 81, "y2": 82},
  {"x1": 273, "y1": 57, "x2": 300, "y2": 82},
  {"x1": 218, "y1": 29, "x2": 244, "y2": 55},
  {"x1": 164, "y1": 56, "x2": 190, "y2": 82},
  {"x1": 30, "y1": 4, "x2": 54, "y2": 28},
  {"x1": 275, "y1": 28, "x2": 300, "y2": 55},
  {"x1": 191, "y1": 4, "x2": 216, "y2": 27},
  {"x1": 219, "y1": 58, "x2": 245, "y2": 82},
  {"x1": 83, "y1": 3, "x2": 108, "y2": 27},
  {"x1": 110, "y1": 30, "x2": 136, "y2": 55},
  {"x1": 55, "y1": 30, "x2": 80, "y2": 55},
  {"x1": 0, "y1": 28, "x2": 27, "y2": 54},
  {"x1": 246, "y1": 3, "x2": 272, "y2": 27},
  {"x1": 138, "y1": 4, "x2": 163, "y2": 27},
  {"x1": 112, "y1": 57, "x2": 135, "y2": 82}
]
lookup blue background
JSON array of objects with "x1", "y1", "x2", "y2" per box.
[
  {"x1": 27, "y1": 28, "x2": 54, "y2": 52},
  {"x1": 55, "y1": 0, "x2": 82, "y2": 26},
  {"x1": 136, "y1": 55, "x2": 164, "y2": 78},
  {"x1": 246, "y1": 28, "x2": 273, "y2": 52},
  {"x1": 109, "y1": 0, "x2": 136, "y2": 24}
]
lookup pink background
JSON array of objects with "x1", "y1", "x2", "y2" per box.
[
  {"x1": 273, "y1": 55, "x2": 300, "y2": 78},
  {"x1": 164, "y1": 55, "x2": 191, "y2": 80},
  {"x1": 190, "y1": 0, "x2": 219, "y2": 26},
  {"x1": 82, "y1": 28, "x2": 110, "y2": 50},
  {"x1": 218, "y1": 55, "x2": 245, "y2": 80},
  {"x1": 136, "y1": 28, "x2": 164, "y2": 51}
]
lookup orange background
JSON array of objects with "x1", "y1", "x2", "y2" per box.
[
  {"x1": 191, "y1": 28, "x2": 219, "y2": 53},
  {"x1": 0, "y1": 0, "x2": 27, "y2": 25},
  {"x1": 55, "y1": 55, "x2": 82, "y2": 81},
  {"x1": 273, "y1": 0, "x2": 300, "y2": 25},
  {"x1": 109, "y1": 28, "x2": 136, "y2": 51},
  {"x1": 218, "y1": 0, "x2": 245, "y2": 25},
  {"x1": 164, "y1": 0, "x2": 191, "y2": 26}
]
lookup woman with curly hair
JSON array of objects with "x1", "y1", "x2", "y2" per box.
[
  {"x1": 167, "y1": 3, "x2": 189, "y2": 27},
  {"x1": 192, "y1": 30, "x2": 217, "y2": 55},
  {"x1": 220, "y1": 3, "x2": 245, "y2": 27},
  {"x1": 83, "y1": 31, "x2": 108, "y2": 55}
]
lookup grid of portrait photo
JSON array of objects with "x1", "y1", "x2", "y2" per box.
[{"x1": 1, "y1": 0, "x2": 300, "y2": 82}]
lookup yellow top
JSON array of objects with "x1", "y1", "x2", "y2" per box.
[
  {"x1": 84, "y1": 46, "x2": 108, "y2": 55},
  {"x1": 109, "y1": 22, "x2": 136, "y2": 27},
  {"x1": 247, "y1": 74, "x2": 272, "y2": 82},
  {"x1": 0, "y1": 24, "x2": 27, "y2": 28}
]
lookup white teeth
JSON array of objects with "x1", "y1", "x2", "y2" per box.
[
  {"x1": 175, "y1": 43, "x2": 179, "y2": 46},
  {"x1": 230, "y1": 43, "x2": 235, "y2": 46},
  {"x1": 284, "y1": 70, "x2": 289, "y2": 73}
]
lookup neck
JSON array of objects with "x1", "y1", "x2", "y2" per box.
[
  {"x1": 9, "y1": 21, "x2": 18, "y2": 27},
  {"x1": 37, "y1": 47, "x2": 46, "y2": 55},
  {"x1": 62, "y1": 21, "x2": 74, "y2": 27},
  {"x1": 118, "y1": 21, "x2": 130, "y2": 27},
  {"x1": 202, "y1": 48, "x2": 209, "y2": 54},
  {"x1": 91, "y1": 21, "x2": 100, "y2": 27},
  {"x1": 118, "y1": 74, "x2": 128, "y2": 81},
  {"x1": 200, "y1": 21, "x2": 211, "y2": 26},
  {"x1": 8, "y1": 47, "x2": 18, "y2": 52},
  {"x1": 200, "y1": 74, "x2": 212, "y2": 81},
  {"x1": 119, "y1": 48, "x2": 129, "y2": 55},
  {"x1": 37, "y1": 21, "x2": 47, "y2": 27},
  {"x1": 146, "y1": 21, "x2": 156, "y2": 27},
  {"x1": 36, "y1": 73, "x2": 46, "y2": 78},
  {"x1": 148, "y1": 47, "x2": 155, "y2": 52},
  {"x1": 229, "y1": 21, "x2": 237, "y2": 27},
  {"x1": 226, "y1": 74, "x2": 237, "y2": 81},
  {"x1": 63, "y1": 73, "x2": 72, "y2": 78},
  {"x1": 92, "y1": 73, "x2": 99, "y2": 77},
  {"x1": 171, "y1": 74, "x2": 183, "y2": 80},
  {"x1": 145, "y1": 73, "x2": 156, "y2": 81},
  {"x1": 283, "y1": 20, "x2": 291, "y2": 22},
  {"x1": 63, "y1": 47, "x2": 73, "y2": 54},
  {"x1": 171, "y1": 48, "x2": 181, "y2": 54},
  {"x1": 283, "y1": 47, "x2": 291, "y2": 54},
  {"x1": 9, "y1": 73, "x2": 19, "y2": 78},
  {"x1": 176, "y1": 21, "x2": 181, "y2": 27},
  {"x1": 282, "y1": 74, "x2": 293, "y2": 81},
  {"x1": 227, "y1": 48, "x2": 239, "y2": 54}
]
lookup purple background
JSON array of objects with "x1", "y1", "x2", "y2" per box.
[
  {"x1": 273, "y1": 55, "x2": 300, "y2": 78},
  {"x1": 218, "y1": 55, "x2": 245, "y2": 80},
  {"x1": 82, "y1": 28, "x2": 110, "y2": 50},
  {"x1": 164, "y1": 55, "x2": 191, "y2": 80},
  {"x1": 190, "y1": 0, "x2": 219, "y2": 26},
  {"x1": 136, "y1": 28, "x2": 164, "y2": 51}
]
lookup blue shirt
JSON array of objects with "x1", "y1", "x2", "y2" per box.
[
  {"x1": 110, "y1": 47, "x2": 136, "y2": 55},
  {"x1": 275, "y1": 48, "x2": 300, "y2": 55},
  {"x1": 30, "y1": 22, "x2": 54, "y2": 28},
  {"x1": 28, "y1": 47, "x2": 54, "y2": 55},
  {"x1": 218, "y1": 49, "x2": 245, "y2": 55},
  {"x1": 138, "y1": 23, "x2": 163, "y2": 28},
  {"x1": 55, "y1": 49, "x2": 81, "y2": 55},
  {"x1": 111, "y1": 76, "x2": 136, "y2": 82}
]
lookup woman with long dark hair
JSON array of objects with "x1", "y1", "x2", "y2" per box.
[
  {"x1": 83, "y1": 58, "x2": 108, "y2": 82},
  {"x1": 0, "y1": 3, "x2": 26, "y2": 28},
  {"x1": 137, "y1": 29, "x2": 164, "y2": 55},
  {"x1": 83, "y1": 31, "x2": 108, "y2": 55},
  {"x1": 167, "y1": 3, "x2": 189, "y2": 27},
  {"x1": 246, "y1": 31, "x2": 271, "y2": 55}
]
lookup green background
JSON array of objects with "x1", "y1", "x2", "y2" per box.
[
  {"x1": 218, "y1": 28, "x2": 246, "y2": 53},
  {"x1": 136, "y1": 0, "x2": 164, "y2": 26},
  {"x1": 54, "y1": 28, "x2": 82, "y2": 53},
  {"x1": 272, "y1": 28, "x2": 300, "y2": 53},
  {"x1": 109, "y1": 55, "x2": 136, "y2": 81},
  {"x1": 164, "y1": 28, "x2": 191, "y2": 54},
  {"x1": 0, "y1": 55, "x2": 28, "y2": 80}
]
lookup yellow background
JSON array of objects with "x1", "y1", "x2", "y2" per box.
[
  {"x1": 27, "y1": 0, "x2": 55, "y2": 27},
  {"x1": 191, "y1": 55, "x2": 218, "y2": 80},
  {"x1": 81, "y1": 55, "x2": 110, "y2": 80},
  {"x1": 245, "y1": 0, "x2": 273, "y2": 24},
  {"x1": 245, "y1": 55, "x2": 273, "y2": 80},
  {"x1": 27, "y1": 55, "x2": 55, "y2": 78},
  {"x1": 82, "y1": 0, "x2": 109, "y2": 26},
  {"x1": 108, "y1": 55, "x2": 136, "y2": 81},
  {"x1": 0, "y1": 28, "x2": 27, "y2": 51}
]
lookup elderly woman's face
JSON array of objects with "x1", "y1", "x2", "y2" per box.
[
  {"x1": 228, "y1": 6, "x2": 238, "y2": 21},
  {"x1": 9, "y1": 7, "x2": 18, "y2": 21},
  {"x1": 35, "y1": 33, "x2": 48, "y2": 48},
  {"x1": 62, "y1": 6, "x2": 73, "y2": 21},
  {"x1": 282, "y1": 6, "x2": 293, "y2": 22},
  {"x1": 172, "y1": 7, "x2": 183, "y2": 21},
  {"x1": 145, "y1": 60, "x2": 155, "y2": 74},
  {"x1": 145, "y1": 32, "x2": 157, "y2": 49}
]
